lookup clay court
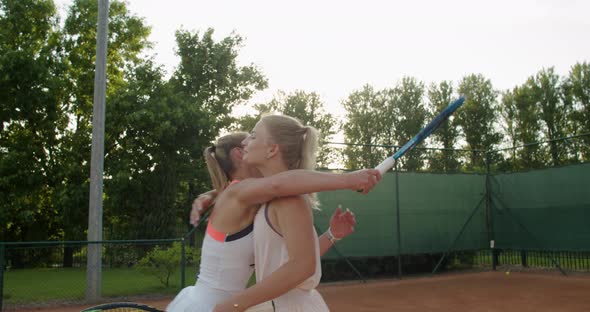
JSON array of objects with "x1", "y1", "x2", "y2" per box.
[{"x1": 13, "y1": 271, "x2": 590, "y2": 312}]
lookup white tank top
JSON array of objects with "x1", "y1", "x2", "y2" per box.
[
  {"x1": 196, "y1": 219, "x2": 255, "y2": 291},
  {"x1": 253, "y1": 203, "x2": 322, "y2": 291}
]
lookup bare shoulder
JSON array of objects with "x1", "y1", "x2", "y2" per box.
[
  {"x1": 220, "y1": 178, "x2": 254, "y2": 200},
  {"x1": 215, "y1": 183, "x2": 246, "y2": 211},
  {"x1": 222, "y1": 177, "x2": 263, "y2": 200},
  {"x1": 270, "y1": 195, "x2": 312, "y2": 217}
]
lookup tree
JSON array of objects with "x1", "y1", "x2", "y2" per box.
[
  {"x1": 382, "y1": 77, "x2": 427, "y2": 171},
  {"x1": 394, "y1": 77, "x2": 427, "y2": 170},
  {"x1": 456, "y1": 74, "x2": 501, "y2": 170},
  {"x1": 499, "y1": 85, "x2": 545, "y2": 170},
  {"x1": 104, "y1": 59, "x2": 183, "y2": 239},
  {"x1": 1, "y1": 0, "x2": 267, "y2": 247},
  {"x1": 170, "y1": 28, "x2": 267, "y2": 133},
  {"x1": 527, "y1": 67, "x2": 568, "y2": 166},
  {"x1": 0, "y1": 0, "x2": 66, "y2": 246},
  {"x1": 342, "y1": 79, "x2": 427, "y2": 171},
  {"x1": 235, "y1": 90, "x2": 338, "y2": 168},
  {"x1": 341, "y1": 85, "x2": 389, "y2": 169},
  {"x1": 53, "y1": 0, "x2": 151, "y2": 266},
  {"x1": 427, "y1": 81, "x2": 461, "y2": 172},
  {"x1": 499, "y1": 89, "x2": 518, "y2": 169},
  {"x1": 563, "y1": 62, "x2": 590, "y2": 161},
  {"x1": 110, "y1": 28, "x2": 267, "y2": 238}
]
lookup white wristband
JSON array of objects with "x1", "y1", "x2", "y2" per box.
[{"x1": 327, "y1": 228, "x2": 341, "y2": 243}]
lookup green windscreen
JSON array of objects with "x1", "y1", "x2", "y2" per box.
[
  {"x1": 491, "y1": 163, "x2": 590, "y2": 251},
  {"x1": 398, "y1": 172, "x2": 487, "y2": 254},
  {"x1": 314, "y1": 164, "x2": 589, "y2": 260},
  {"x1": 315, "y1": 171, "x2": 487, "y2": 259}
]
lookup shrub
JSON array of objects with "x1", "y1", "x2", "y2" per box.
[{"x1": 136, "y1": 242, "x2": 200, "y2": 287}]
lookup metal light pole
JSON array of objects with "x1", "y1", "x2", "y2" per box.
[{"x1": 86, "y1": 0, "x2": 109, "y2": 302}]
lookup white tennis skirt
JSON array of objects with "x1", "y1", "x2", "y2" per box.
[{"x1": 166, "y1": 283, "x2": 274, "y2": 312}]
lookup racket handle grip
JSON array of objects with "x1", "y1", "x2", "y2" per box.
[
  {"x1": 375, "y1": 157, "x2": 395, "y2": 175},
  {"x1": 356, "y1": 157, "x2": 395, "y2": 192}
]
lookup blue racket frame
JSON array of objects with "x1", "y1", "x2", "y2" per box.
[{"x1": 375, "y1": 96, "x2": 466, "y2": 174}]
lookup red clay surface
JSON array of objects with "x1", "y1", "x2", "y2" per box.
[{"x1": 8, "y1": 271, "x2": 590, "y2": 312}]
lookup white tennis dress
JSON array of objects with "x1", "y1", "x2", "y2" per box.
[
  {"x1": 253, "y1": 204, "x2": 330, "y2": 312},
  {"x1": 167, "y1": 219, "x2": 272, "y2": 312}
]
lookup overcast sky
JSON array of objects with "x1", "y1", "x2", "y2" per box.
[{"x1": 55, "y1": 0, "x2": 589, "y2": 117}]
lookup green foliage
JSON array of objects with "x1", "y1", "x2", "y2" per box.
[
  {"x1": 563, "y1": 62, "x2": 590, "y2": 161},
  {"x1": 427, "y1": 81, "x2": 461, "y2": 172},
  {"x1": 456, "y1": 74, "x2": 501, "y2": 169},
  {"x1": 136, "y1": 242, "x2": 200, "y2": 287},
  {"x1": 234, "y1": 90, "x2": 338, "y2": 168},
  {"x1": 527, "y1": 67, "x2": 568, "y2": 166},
  {"x1": 103, "y1": 28, "x2": 267, "y2": 239},
  {"x1": 171, "y1": 28, "x2": 268, "y2": 131},
  {"x1": 383, "y1": 77, "x2": 427, "y2": 171},
  {"x1": 343, "y1": 78, "x2": 428, "y2": 171},
  {"x1": 499, "y1": 85, "x2": 546, "y2": 170},
  {"x1": 0, "y1": 0, "x2": 65, "y2": 243},
  {"x1": 1, "y1": 0, "x2": 267, "y2": 254},
  {"x1": 342, "y1": 84, "x2": 389, "y2": 169},
  {"x1": 104, "y1": 59, "x2": 188, "y2": 239},
  {"x1": 57, "y1": 0, "x2": 152, "y2": 244}
]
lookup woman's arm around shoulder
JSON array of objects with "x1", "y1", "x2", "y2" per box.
[
  {"x1": 213, "y1": 195, "x2": 317, "y2": 312},
  {"x1": 226, "y1": 169, "x2": 381, "y2": 208}
]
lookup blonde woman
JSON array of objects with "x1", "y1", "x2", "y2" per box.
[{"x1": 214, "y1": 115, "x2": 371, "y2": 312}]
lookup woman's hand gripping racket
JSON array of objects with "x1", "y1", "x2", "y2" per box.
[{"x1": 375, "y1": 96, "x2": 466, "y2": 175}]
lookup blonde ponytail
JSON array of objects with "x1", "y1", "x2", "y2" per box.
[
  {"x1": 300, "y1": 126, "x2": 319, "y2": 171},
  {"x1": 260, "y1": 115, "x2": 320, "y2": 208}
]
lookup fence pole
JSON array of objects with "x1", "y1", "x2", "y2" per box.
[
  {"x1": 395, "y1": 161, "x2": 402, "y2": 278},
  {"x1": 485, "y1": 152, "x2": 497, "y2": 271},
  {"x1": 181, "y1": 238, "x2": 186, "y2": 288},
  {"x1": 182, "y1": 209, "x2": 210, "y2": 287}
]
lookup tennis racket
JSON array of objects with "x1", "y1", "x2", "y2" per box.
[
  {"x1": 375, "y1": 96, "x2": 466, "y2": 174},
  {"x1": 81, "y1": 302, "x2": 164, "y2": 312}
]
